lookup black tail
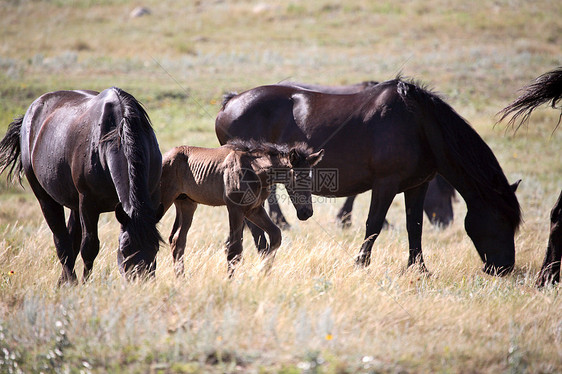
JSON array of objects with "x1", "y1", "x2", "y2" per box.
[
  {"x1": 396, "y1": 79, "x2": 521, "y2": 231},
  {"x1": 498, "y1": 67, "x2": 562, "y2": 131},
  {"x1": 0, "y1": 116, "x2": 24, "y2": 184}
]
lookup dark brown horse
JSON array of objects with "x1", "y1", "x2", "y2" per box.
[
  {"x1": 272, "y1": 81, "x2": 457, "y2": 229},
  {"x1": 0, "y1": 88, "x2": 163, "y2": 284},
  {"x1": 498, "y1": 66, "x2": 562, "y2": 286},
  {"x1": 216, "y1": 78, "x2": 521, "y2": 275},
  {"x1": 160, "y1": 140, "x2": 323, "y2": 276}
]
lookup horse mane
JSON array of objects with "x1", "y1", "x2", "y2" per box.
[
  {"x1": 226, "y1": 138, "x2": 312, "y2": 158},
  {"x1": 221, "y1": 92, "x2": 238, "y2": 109},
  {"x1": 497, "y1": 66, "x2": 562, "y2": 131},
  {"x1": 104, "y1": 87, "x2": 163, "y2": 247},
  {"x1": 395, "y1": 77, "x2": 521, "y2": 231}
]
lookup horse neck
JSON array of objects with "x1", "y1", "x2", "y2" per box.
[
  {"x1": 248, "y1": 153, "x2": 290, "y2": 187},
  {"x1": 397, "y1": 80, "x2": 521, "y2": 231}
]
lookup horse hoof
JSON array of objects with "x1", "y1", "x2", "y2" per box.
[{"x1": 536, "y1": 271, "x2": 559, "y2": 288}]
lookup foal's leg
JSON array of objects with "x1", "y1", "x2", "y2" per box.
[
  {"x1": 404, "y1": 183, "x2": 429, "y2": 272},
  {"x1": 267, "y1": 184, "x2": 291, "y2": 230},
  {"x1": 356, "y1": 184, "x2": 397, "y2": 267},
  {"x1": 247, "y1": 206, "x2": 282, "y2": 256},
  {"x1": 169, "y1": 200, "x2": 197, "y2": 277},
  {"x1": 247, "y1": 206, "x2": 282, "y2": 274},
  {"x1": 537, "y1": 190, "x2": 562, "y2": 287},
  {"x1": 246, "y1": 218, "x2": 269, "y2": 253},
  {"x1": 336, "y1": 195, "x2": 357, "y2": 228},
  {"x1": 225, "y1": 205, "x2": 246, "y2": 277},
  {"x1": 78, "y1": 196, "x2": 101, "y2": 282}
]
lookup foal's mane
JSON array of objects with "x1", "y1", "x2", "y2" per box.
[{"x1": 226, "y1": 138, "x2": 312, "y2": 159}]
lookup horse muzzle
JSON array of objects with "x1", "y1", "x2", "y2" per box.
[{"x1": 296, "y1": 207, "x2": 313, "y2": 221}]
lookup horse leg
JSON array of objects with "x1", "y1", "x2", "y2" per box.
[
  {"x1": 267, "y1": 184, "x2": 291, "y2": 230},
  {"x1": 537, "y1": 190, "x2": 562, "y2": 287},
  {"x1": 336, "y1": 195, "x2": 356, "y2": 229},
  {"x1": 404, "y1": 183, "x2": 430, "y2": 272},
  {"x1": 225, "y1": 206, "x2": 245, "y2": 277},
  {"x1": 246, "y1": 218, "x2": 269, "y2": 254},
  {"x1": 78, "y1": 196, "x2": 100, "y2": 282},
  {"x1": 169, "y1": 200, "x2": 197, "y2": 277},
  {"x1": 68, "y1": 210, "x2": 82, "y2": 257},
  {"x1": 356, "y1": 185, "x2": 397, "y2": 267},
  {"x1": 37, "y1": 196, "x2": 77, "y2": 284},
  {"x1": 247, "y1": 206, "x2": 282, "y2": 256},
  {"x1": 247, "y1": 206, "x2": 282, "y2": 274}
]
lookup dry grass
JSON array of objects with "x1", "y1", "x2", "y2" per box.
[{"x1": 1, "y1": 0, "x2": 561, "y2": 372}]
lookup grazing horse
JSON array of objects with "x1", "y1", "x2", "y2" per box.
[
  {"x1": 160, "y1": 139, "x2": 323, "y2": 277},
  {"x1": 0, "y1": 88, "x2": 163, "y2": 284},
  {"x1": 498, "y1": 66, "x2": 562, "y2": 286},
  {"x1": 245, "y1": 81, "x2": 458, "y2": 230},
  {"x1": 216, "y1": 78, "x2": 521, "y2": 275}
]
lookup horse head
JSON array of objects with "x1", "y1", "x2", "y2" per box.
[
  {"x1": 284, "y1": 145, "x2": 324, "y2": 221},
  {"x1": 115, "y1": 202, "x2": 164, "y2": 279}
]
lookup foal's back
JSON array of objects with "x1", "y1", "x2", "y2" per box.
[{"x1": 161, "y1": 145, "x2": 238, "y2": 209}]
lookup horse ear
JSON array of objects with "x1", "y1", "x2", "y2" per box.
[
  {"x1": 289, "y1": 149, "x2": 299, "y2": 166},
  {"x1": 155, "y1": 203, "x2": 165, "y2": 221},
  {"x1": 306, "y1": 149, "x2": 324, "y2": 167},
  {"x1": 510, "y1": 179, "x2": 522, "y2": 193},
  {"x1": 115, "y1": 202, "x2": 130, "y2": 225}
]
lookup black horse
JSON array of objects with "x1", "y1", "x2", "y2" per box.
[
  {"x1": 498, "y1": 66, "x2": 562, "y2": 286},
  {"x1": 0, "y1": 87, "x2": 163, "y2": 284},
  {"x1": 216, "y1": 78, "x2": 521, "y2": 275}
]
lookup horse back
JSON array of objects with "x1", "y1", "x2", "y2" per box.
[
  {"x1": 162, "y1": 146, "x2": 233, "y2": 208},
  {"x1": 216, "y1": 85, "x2": 375, "y2": 146}
]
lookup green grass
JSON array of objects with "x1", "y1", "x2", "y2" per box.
[{"x1": 0, "y1": 0, "x2": 561, "y2": 372}]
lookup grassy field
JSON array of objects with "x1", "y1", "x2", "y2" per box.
[{"x1": 1, "y1": 0, "x2": 561, "y2": 372}]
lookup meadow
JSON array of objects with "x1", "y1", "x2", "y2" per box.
[{"x1": 0, "y1": 0, "x2": 561, "y2": 372}]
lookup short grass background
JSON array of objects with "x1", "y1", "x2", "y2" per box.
[{"x1": 0, "y1": 0, "x2": 561, "y2": 372}]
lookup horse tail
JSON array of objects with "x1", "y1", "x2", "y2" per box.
[
  {"x1": 112, "y1": 87, "x2": 163, "y2": 246},
  {"x1": 221, "y1": 91, "x2": 238, "y2": 109},
  {"x1": 396, "y1": 79, "x2": 521, "y2": 231},
  {"x1": 0, "y1": 116, "x2": 24, "y2": 184},
  {"x1": 497, "y1": 67, "x2": 562, "y2": 130}
]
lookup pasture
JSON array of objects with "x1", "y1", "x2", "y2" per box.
[{"x1": 0, "y1": 0, "x2": 561, "y2": 372}]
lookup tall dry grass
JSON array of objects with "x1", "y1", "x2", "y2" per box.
[{"x1": 0, "y1": 0, "x2": 561, "y2": 372}]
